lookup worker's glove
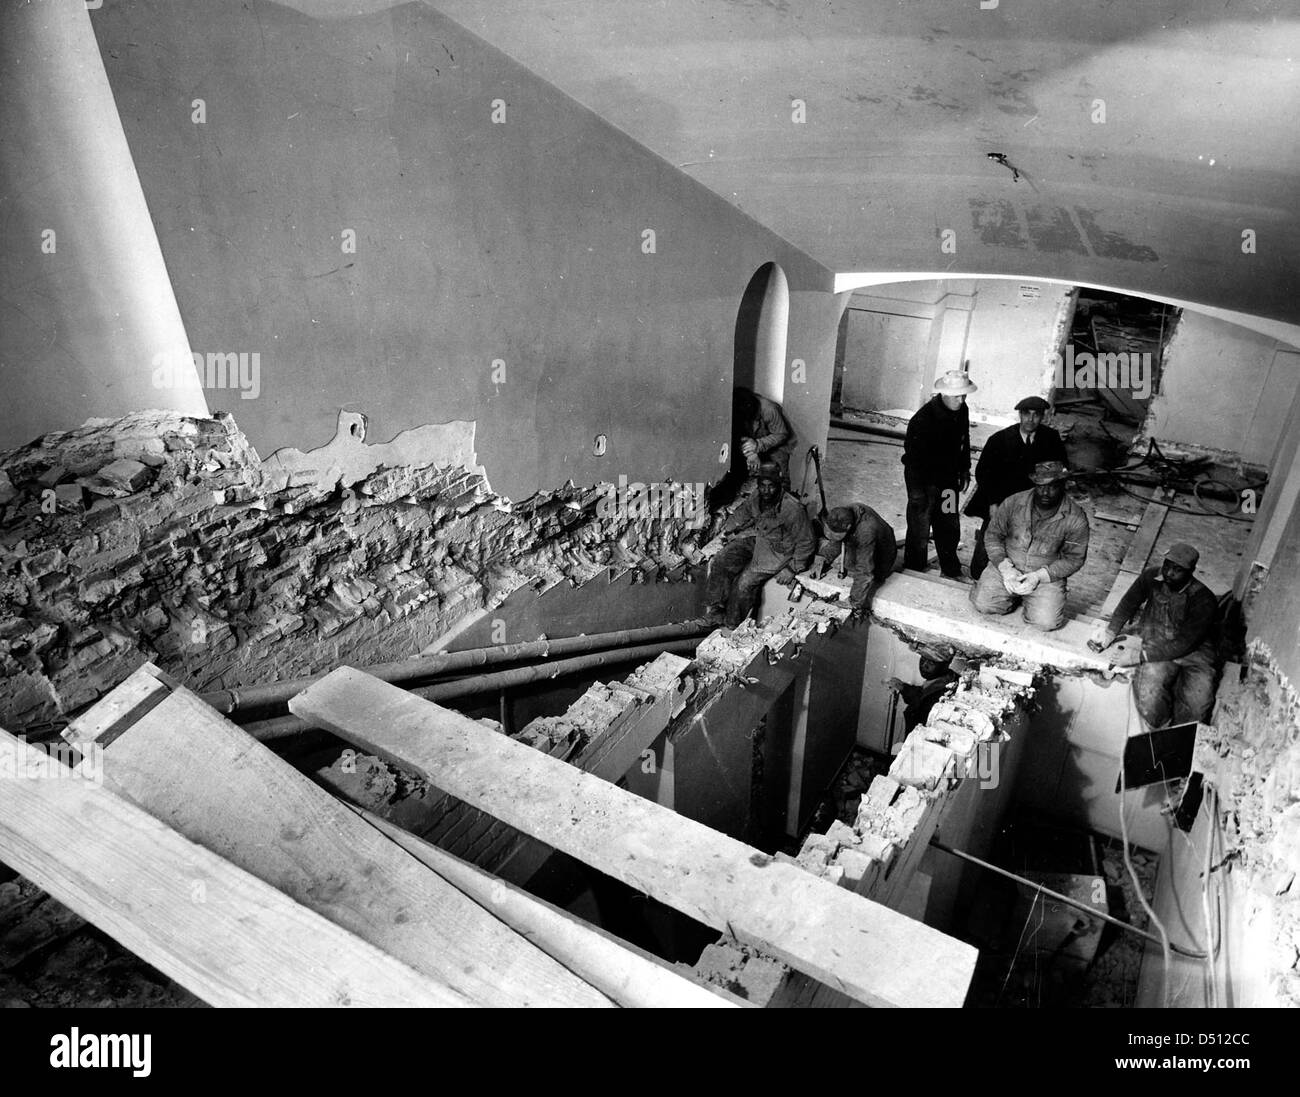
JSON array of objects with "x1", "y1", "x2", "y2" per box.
[
  {"x1": 774, "y1": 568, "x2": 797, "y2": 587},
  {"x1": 1013, "y1": 567, "x2": 1052, "y2": 595},
  {"x1": 1087, "y1": 620, "x2": 1117, "y2": 653},
  {"x1": 1110, "y1": 639, "x2": 1142, "y2": 668},
  {"x1": 807, "y1": 560, "x2": 827, "y2": 580},
  {"x1": 997, "y1": 559, "x2": 1025, "y2": 593}
]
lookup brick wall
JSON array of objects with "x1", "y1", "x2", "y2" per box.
[{"x1": 0, "y1": 410, "x2": 703, "y2": 730}]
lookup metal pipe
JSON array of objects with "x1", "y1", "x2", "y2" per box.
[
  {"x1": 202, "y1": 617, "x2": 712, "y2": 717},
  {"x1": 828, "y1": 417, "x2": 907, "y2": 441},
  {"x1": 243, "y1": 637, "x2": 703, "y2": 743},
  {"x1": 927, "y1": 838, "x2": 1166, "y2": 949}
]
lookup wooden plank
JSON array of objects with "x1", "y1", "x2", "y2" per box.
[
  {"x1": 0, "y1": 727, "x2": 470, "y2": 1008},
  {"x1": 356, "y1": 807, "x2": 745, "y2": 1009},
  {"x1": 290, "y1": 668, "x2": 980, "y2": 1008},
  {"x1": 83, "y1": 666, "x2": 613, "y2": 1008},
  {"x1": 61, "y1": 668, "x2": 170, "y2": 751},
  {"x1": 1118, "y1": 488, "x2": 1174, "y2": 574}
]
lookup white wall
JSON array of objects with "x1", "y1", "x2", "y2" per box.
[
  {"x1": 1140, "y1": 311, "x2": 1300, "y2": 467},
  {"x1": 838, "y1": 278, "x2": 1071, "y2": 423}
]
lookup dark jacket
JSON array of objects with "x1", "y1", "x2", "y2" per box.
[
  {"x1": 740, "y1": 393, "x2": 796, "y2": 465},
  {"x1": 1108, "y1": 567, "x2": 1219, "y2": 663},
  {"x1": 984, "y1": 488, "x2": 1090, "y2": 581},
  {"x1": 814, "y1": 503, "x2": 897, "y2": 608},
  {"x1": 721, "y1": 492, "x2": 815, "y2": 575},
  {"x1": 965, "y1": 423, "x2": 1067, "y2": 520},
  {"x1": 902, "y1": 396, "x2": 970, "y2": 487}
]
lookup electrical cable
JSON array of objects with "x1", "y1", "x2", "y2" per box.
[{"x1": 1118, "y1": 751, "x2": 1174, "y2": 1006}]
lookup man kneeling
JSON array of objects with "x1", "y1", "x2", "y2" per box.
[{"x1": 969, "y1": 461, "x2": 1089, "y2": 631}]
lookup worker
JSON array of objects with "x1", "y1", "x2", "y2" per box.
[
  {"x1": 806, "y1": 503, "x2": 897, "y2": 619},
  {"x1": 705, "y1": 462, "x2": 815, "y2": 626},
  {"x1": 970, "y1": 460, "x2": 1090, "y2": 631},
  {"x1": 1088, "y1": 543, "x2": 1219, "y2": 728},
  {"x1": 885, "y1": 646, "x2": 959, "y2": 733},
  {"x1": 965, "y1": 395, "x2": 1067, "y2": 579},
  {"x1": 902, "y1": 369, "x2": 976, "y2": 579},
  {"x1": 733, "y1": 386, "x2": 797, "y2": 487}
]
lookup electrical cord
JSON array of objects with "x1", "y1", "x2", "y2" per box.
[{"x1": 1118, "y1": 751, "x2": 1174, "y2": 1006}]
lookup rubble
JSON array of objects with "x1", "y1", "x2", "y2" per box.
[{"x1": 0, "y1": 410, "x2": 706, "y2": 730}]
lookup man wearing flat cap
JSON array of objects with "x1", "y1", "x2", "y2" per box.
[
  {"x1": 965, "y1": 395, "x2": 1067, "y2": 579},
  {"x1": 807, "y1": 502, "x2": 898, "y2": 618},
  {"x1": 1089, "y1": 542, "x2": 1220, "y2": 728},
  {"x1": 970, "y1": 460, "x2": 1090, "y2": 631},
  {"x1": 902, "y1": 369, "x2": 976, "y2": 578},
  {"x1": 705, "y1": 462, "x2": 815, "y2": 627}
]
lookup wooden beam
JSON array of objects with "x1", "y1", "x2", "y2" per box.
[
  {"x1": 355, "y1": 807, "x2": 745, "y2": 1009},
  {"x1": 77, "y1": 665, "x2": 614, "y2": 1008},
  {"x1": 290, "y1": 668, "x2": 979, "y2": 1008},
  {"x1": 1099, "y1": 487, "x2": 1175, "y2": 618},
  {"x1": 0, "y1": 727, "x2": 470, "y2": 1007}
]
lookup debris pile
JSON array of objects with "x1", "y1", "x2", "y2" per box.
[{"x1": 0, "y1": 411, "x2": 705, "y2": 730}]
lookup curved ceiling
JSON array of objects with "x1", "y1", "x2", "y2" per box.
[{"x1": 289, "y1": 1, "x2": 1300, "y2": 327}]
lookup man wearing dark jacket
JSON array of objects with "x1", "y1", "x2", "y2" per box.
[
  {"x1": 705, "y1": 463, "x2": 815, "y2": 627},
  {"x1": 733, "y1": 387, "x2": 797, "y2": 486},
  {"x1": 965, "y1": 396, "x2": 1067, "y2": 579},
  {"x1": 807, "y1": 503, "x2": 897, "y2": 618},
  {"x1": 902, "y1": 370, "x2": 976, "y2": 577},
  {"x1": 1089, "y1": 542, "x2": 1219, "y2": 728}
]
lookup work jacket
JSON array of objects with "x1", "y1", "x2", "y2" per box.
[
  {"x1": 1107, "y1": 566, "x2": 1218, "y2": 663},
  {"x1": 814, "y1": 503, "x2": 898, "y2": 608},
  {"x1": 983, "y1": 488, "x2": 1090, "y2": 582},
  {"x1": 721, "y1": 492, "x2": 815, "y2": 575},
  {"x1": 964, "y1": 423, "x2": 1067, "y2": 520},
  {"x1": 902, "y1": 396, "x2": 970, "y2": 488},
  {"x1": 740, "y1": 393, "x2": 797, "y2": 465}
]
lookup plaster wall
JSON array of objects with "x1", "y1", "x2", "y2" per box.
[{"x1": 47, "y1": 0, "x2": 842, "y2": 503}]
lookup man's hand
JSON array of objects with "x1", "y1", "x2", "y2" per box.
[
  {"x1": 1109, "y1": 640, "x2": 1142, "y2": 668},
  {"x1": 1012, "y1": 567, "x2": 1051, "y2": 595},
  {"x1": 958, "y1": 473, "x2": 970, "y2": 493},
  {"x1": 997, "y1": 559, "x2": 1025, "y2": 593},
  {"x1": 774, "y1": 568, "x2": 797, "y2": 587},
  {"x1": 1087, "y1": 621, "x2": 1117, "y2": 653},
  {"x1": 884, "y1": 677, "x2": 906, "y2": 694},
  {"x1": 807, "y1": 560, "x2": 826, "y2": 580}
]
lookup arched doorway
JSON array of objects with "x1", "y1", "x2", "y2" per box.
[{"x1": 734, "y1": 262, "x2": 790, "y2": 404}]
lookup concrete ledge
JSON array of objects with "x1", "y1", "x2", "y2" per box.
[{"x1": 868, "y1": 572, "x2": 1137, "y2": 674}]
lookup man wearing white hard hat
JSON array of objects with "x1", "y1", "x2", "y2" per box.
[{"x1": 901, "y1": 369, "x2": 976, "y2": 579}]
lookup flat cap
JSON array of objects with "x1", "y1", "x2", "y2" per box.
[
  {"x1": 1164, "y1": 543, "x2": 1199, "y2": 569},
  {"x1": 1015, "y1": 396, "x2": 1051, "y2": 413}
]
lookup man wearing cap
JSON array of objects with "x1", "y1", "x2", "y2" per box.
[
  {"x1": 970, "y1": 460, "x2": 1090, "y2": 631},
  {"x1": 965, "y1": 396, "x2": 1067, "y2": 579},
  {"x1": 807, "y1": 503, "x2": 898, "y2": 618},
  {"x1": 902, "y1": 370, "x2": 976, "y2": 578},
  {"x1": 886, "y1": 647, "x2": 960, "y2": 734},
  {"x1": 733, "y1": 386, "x2": 797, "y2": 486},
  {"x1": 705, "y1": 462, "x2": 815, "y2": 627},
  {"x1": 1088, "y1": 543, "x2": 1219, "y2": 728}
]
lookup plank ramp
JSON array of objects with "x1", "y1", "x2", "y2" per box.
[
  {"x1": 69, "y1": 664, "x2": 614, "y2": 1008},
  {"x1": 290, "y1": 667, "x2": 980, "y2": 1008},
  {"x1": 0, "y1": 727, "x2": 469, "y2": 1007}
]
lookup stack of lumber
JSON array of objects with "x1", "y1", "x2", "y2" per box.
[{"x1": 0, "y1": 650, "x2": 981, "y2": 1007}]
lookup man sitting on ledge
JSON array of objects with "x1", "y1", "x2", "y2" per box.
[
  {"x1": 969, "y1": 461, "x2": 1090, "y2": 632},
  {"x1": 1088, "y1": 542, "x2": 1219, "y2": 728},
  {"x1": 705, "y1": 462, "x2": 815, "y2": 627}
]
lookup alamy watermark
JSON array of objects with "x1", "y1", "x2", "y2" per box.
[
  {"x1": 152, "y1": 348, "x2": 261, "y2": 399},
  {"x1": 1050, "y1": 344, "x2": 1152, "y2": 401},
  {"x1": 596, "y1": 476, "x2": 708, "y2": 524},
  {"x1": 0, "y1": 738, "x2": 103, "y2": 785}
]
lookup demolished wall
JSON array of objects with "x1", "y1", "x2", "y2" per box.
[
  {"x1": 0, "y1": 411, "x2": 705, "y2": 731},
  {"x1": 1175, "y1": 644, "x2": 1300, "y2": 1007}
]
